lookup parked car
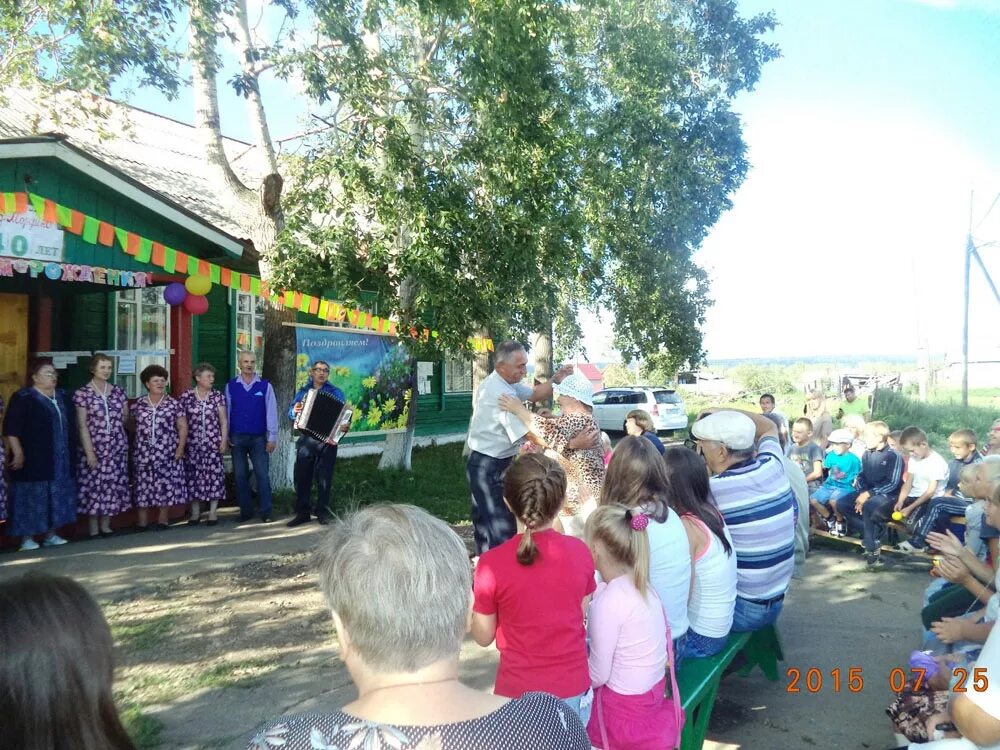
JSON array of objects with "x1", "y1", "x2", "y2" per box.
[{"x1": 591, "y1": 387, "x2": 688, "y2": 434}]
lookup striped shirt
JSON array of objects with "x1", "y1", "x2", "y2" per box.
[{"x1": 709, "y1": 437, "x2": 796, "y2": 601}]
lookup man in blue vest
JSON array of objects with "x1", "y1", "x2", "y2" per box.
[
  {"x1": 287, "y1": 360, "x2": 347, "y2": 527},
  {"x1": 225, "y1": 350, "x2": 278, "y2": 523}
]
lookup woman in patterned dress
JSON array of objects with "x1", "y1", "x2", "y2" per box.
[
  {"x1": 179, "y1": 363, "x2": 228, "y2": 526},
  {"x1": 2, "y1": 361, "x2": 77, "y2": 551},
  {"x1": 499, "y1": 371, "x2": 605, "y2": 538},
  {"x1": 132, "y1": 364, "x2": 188, "y2": 531},
  {"x1": 74, "y1": 353, "x2": 131, "y2": 538}
]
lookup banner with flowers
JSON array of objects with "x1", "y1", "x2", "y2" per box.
[{"x1": 295, "y1": 327, "x2": 414, "y2": 435}]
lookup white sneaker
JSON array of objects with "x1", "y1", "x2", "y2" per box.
[
  {"x1": 19, "y1": 538, "x2": 40, "y2": 551},
  {"x1": 41, "y1": 534, "x2": 68, "y2": 547},
  {"x1": 896, "y1": 540, "x2": 919, "y2": 554}
]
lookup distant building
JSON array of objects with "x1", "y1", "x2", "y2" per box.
[{"x1": 576, "y1": 362, "x2": 604, "y2": 392}]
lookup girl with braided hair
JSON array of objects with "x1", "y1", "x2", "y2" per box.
[
  {"x1": 471, "y1": 453, "x2": 597, "y2": 722},
  {"x1": 585, "y1": 504, "x2": 684, "y2": 749}
]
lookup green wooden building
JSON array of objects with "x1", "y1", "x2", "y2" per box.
[{"x1": 0, "y1": 89, "x2": 473, "y2": 440}]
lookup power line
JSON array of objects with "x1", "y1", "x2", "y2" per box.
[{"x1": 975, "y1": 191, "x2": 1000, "y2": 230}]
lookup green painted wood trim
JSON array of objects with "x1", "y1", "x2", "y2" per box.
[{"x1": 439, "y1": 359, "x2": 446, "y2": 412}]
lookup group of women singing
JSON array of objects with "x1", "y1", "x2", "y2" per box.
[{"x1": 0, "y1": 354, "x2": 228, "y2": 551}]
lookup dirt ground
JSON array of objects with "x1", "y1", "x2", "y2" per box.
[{"x1": 95, "y1": 531, "x2": 931, "y2": 750}]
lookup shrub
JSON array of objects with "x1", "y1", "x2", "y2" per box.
[{"x1": 872, "y1": 389, "x2": 996, "y2": 452}]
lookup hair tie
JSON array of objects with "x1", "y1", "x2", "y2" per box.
[{"x1": 629, "y1": 510, "x2": 649, "y2": 531}]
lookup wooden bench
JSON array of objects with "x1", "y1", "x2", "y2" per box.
[{"x1": 677, "y1": 625, "x2": 784, "y2": 750}]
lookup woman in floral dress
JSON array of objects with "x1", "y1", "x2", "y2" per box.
[
  {"x1": 132, "y1": 364, "x2": 188, "y2": 531},
  {"x1": 74, "y1": 353, "x2": 131, "y2": 538},
  {"x1": 179, "y1": 363, "x2": 228, "y2": 525}
]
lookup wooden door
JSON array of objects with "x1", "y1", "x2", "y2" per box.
[{"x1": 0, "y1": 294, "x2": 28, "y2": 409}]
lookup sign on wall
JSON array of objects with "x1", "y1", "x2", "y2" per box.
[
  {"x1": 295, "y1": 327, "x2": 415, "y2": 435},
  {"x1": 0, "y1": 214, "x2": 64, "y2": 262}
]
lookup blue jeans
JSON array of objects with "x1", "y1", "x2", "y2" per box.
[
  {"x1": 466, "y1": 451, "x2": 516, "y2": 554},
  {"x1": 811, "y1": 485, "x2": 854, "y2": 506},
  {"x1": 685, "y1": 630, "x2": 730, "y2": 658},
  {"x1": 231, "y1": 432, "x2": 273, "y2": 519},
  {"x1": 731, "y1": 594, "x2": 784, "y2": 632},
  {"x1": 560, "y1": 689, "x2": 591, "y2": 727}
]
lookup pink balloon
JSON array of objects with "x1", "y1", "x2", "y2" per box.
[
  {"x1": 183, "y1": 294, "x2": 209, "y2": 315},
  {"x1": 164, "y1": 282, "x2": 187, "y2": 306}
]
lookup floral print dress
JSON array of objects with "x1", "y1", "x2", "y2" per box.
[
  {"x1": 132, "y1": 394, "x2": 188, "y2": 508},
  {"x1": 179, "y1": 388, "x2": 226, "y2": 501},
  {"x1": 74, "y1": 383, "x2": 131, "y2": 515},
  {"x1": 247, "y1": 692, "x2": 590, "y2": 750}
]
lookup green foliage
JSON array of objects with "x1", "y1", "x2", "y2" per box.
[
  {"x1": 873, "y1": 389, "x2": 996, "y2": 453},
  {"x1": 601, "y1": 363, "x2": 636, "y2": 387},
  {"x1": 119, "y1": 704, "x2": 164, "y2": 749},
  {"x1": 0, "y1": 0, "x2": 183, "y2": 97},
  {"x1": 276, "y1": 0, "x2": 778, "y2": 367},
  {"x1": 732, "y1": 364, "x2": 796, "y2": 397}
]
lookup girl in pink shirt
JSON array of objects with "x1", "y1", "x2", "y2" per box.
[
  {"x1": 471, "y1": 454, "x2": 597, "y2": 720},
  {"x1": 585, "y1": 504, "x2": 684, "y2": 749}
]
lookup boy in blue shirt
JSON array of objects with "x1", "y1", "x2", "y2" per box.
[{"x1": 811, "y1": 428, "x2": 862, "y2": 536}]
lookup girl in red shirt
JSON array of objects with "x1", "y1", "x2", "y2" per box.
[{"x1": 471, "y1": 453, "x2": 597, "y2": 721}]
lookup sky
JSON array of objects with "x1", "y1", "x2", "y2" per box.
[{"x1": 118, "y1": 0, "x2": 1000, "y2": 364}]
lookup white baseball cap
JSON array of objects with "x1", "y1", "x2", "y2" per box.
[
  {"x1": 828, "y1": 428, "x2": 854, "y2": 445},
  {"x1": 691, "y1": 411, "x2": 756, "y2": 450},
  {"x1": 554, "y1": 371, "x2": 594, "y2": 407}
]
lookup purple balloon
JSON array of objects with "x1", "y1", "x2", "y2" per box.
[{"x1": 164, "y1": 282, "x2": 187, "y2": 306}]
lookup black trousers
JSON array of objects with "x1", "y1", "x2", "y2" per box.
[
  {"x1": 466, "y1": 450, "x2": 516, "y2": 555},
  {"x1": 293, "y1": 435, "x2": 338, "y2": 518}
]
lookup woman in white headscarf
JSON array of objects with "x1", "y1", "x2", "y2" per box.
[{"x1": 499, "y1": 371, "x2": 605, "y2": 537}]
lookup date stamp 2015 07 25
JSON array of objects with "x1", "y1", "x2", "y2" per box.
[{"x1": 785, "y1": 667, "x2": 989, "y2": 694}]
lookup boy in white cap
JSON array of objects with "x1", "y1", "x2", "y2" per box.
[
  {"x1": 811, "y1": 428, "x2": 862, "y2": 537},
  {"x1": 690, "y1": 408, "x2": 796, "y2": 631}
]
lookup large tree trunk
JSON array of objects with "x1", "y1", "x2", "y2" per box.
[
  {"x1": 190, "y1": 0, "x2": 294, "y2": 488},
  {"x1": 530, "y1": 318, "x2": 553, "y2": 410}
]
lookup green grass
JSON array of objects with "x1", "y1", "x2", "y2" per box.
[
  {"x1": 111, "y1": 613, "x2": 178, "y2": 653},
  {"x1": 872, "y1": 389, "x2": 996, "y2": 452},
  {"x1": 120, "y1": 704, "x2": 164, "y2": 749},
  {"x1": 276, "y1": 441, "x2": 471, "y2": 522}
]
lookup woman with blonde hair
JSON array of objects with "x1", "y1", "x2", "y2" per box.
[
  {"x1": 585, "y1": 504, "x2": 683, "y2": 749},
  {"x1": 804, "y1": 390, "x2": 833, "y2": 450},
  {"x1": 249, "y1": 503, "x2": 591, "y2": 749},
  {"x1": 600, "y1": 436, "x2": 691, "y2": 653}
]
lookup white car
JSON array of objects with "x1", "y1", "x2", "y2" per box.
[{"x1": 591, "y1": 387, "x2": 688, "y2": 435}]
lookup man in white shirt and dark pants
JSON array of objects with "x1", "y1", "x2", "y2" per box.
[{"x1": 466, "y1": 341, "x2": 576, "y2": 555}]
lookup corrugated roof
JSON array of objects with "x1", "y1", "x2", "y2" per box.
[{"x1": 0, "y1": 88, "x2": 268, "y2": 242}]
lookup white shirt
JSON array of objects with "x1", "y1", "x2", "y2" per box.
[
  {"x1": 646, "y1": 508, "x2": 692, "y2": 639},
  {"x1": 684, "y1": 516, "x2": 737, "y2": 638},
  {"x1": 908, "y1": 451, "x2": 950, "y2": 498},
  {"x1": 963, "y1": 617, "x2": 1000, "y2": 750},
  {"x1": 466, "y1": 371, "x2": 534, "y2": 459}
]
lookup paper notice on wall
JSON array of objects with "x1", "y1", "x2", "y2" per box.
[
  {"x1": 117, "y1": 355, "x2": 137, "y2": 374},
  {"x1": 417, "y1": 361, "x2": 433, "y2": 394},
  {"x1": 52, "y1": 355, "x2": 73, "y2": 369}
]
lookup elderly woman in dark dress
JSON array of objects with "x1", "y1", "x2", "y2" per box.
[
  {"x1": 248, "y1": 504, "x2": 590, "y2": 750},
  {"x1": 2, "y1": 361, "x2": 78, "y2": 552}
]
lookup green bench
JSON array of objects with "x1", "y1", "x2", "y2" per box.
[{"x1": 676, "y1": 625, "x2": 784, "y2": 750}]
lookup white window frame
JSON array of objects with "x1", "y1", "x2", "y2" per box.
[
  {"x1": 444, "y1": 356, "x2": 473, "y2": 393},
  {"x1": 234, "y1": 290, "x2": 266, "y2": 365},
  {"x1": 112, "y1": 287, "x2": 170, "y2": 397}
]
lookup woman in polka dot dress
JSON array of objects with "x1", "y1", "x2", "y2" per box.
[
  {"x1": 74, "y1": 353, "x2": 131, "y2": 538},
  {"x1": 131, "y1": 364, "x2": 188, "y2": 530},
  {"x1": 179, "y1": 363, "x2": 228, "y2": 525}
]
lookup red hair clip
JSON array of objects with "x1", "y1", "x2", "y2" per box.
[{"x1": 626, "y1": 509, "x2": 649, "y2": 531}]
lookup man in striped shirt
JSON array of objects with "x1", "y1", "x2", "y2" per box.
[{"x1": 691, "y1": 409, "x2": 796, "y2": 632}]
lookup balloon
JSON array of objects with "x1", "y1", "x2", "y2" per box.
[
  {"x1": 183, "y1": 294, "x2": 209, "y2": 315},
  {"x1": 164, "y1": 282, "x2": 188, "y2": 306},
  {"x1": 185, "y1": 274, "x2": 212, "y2": 296}
]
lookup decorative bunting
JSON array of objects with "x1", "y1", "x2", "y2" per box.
[{"x1": 2, "y1": 191, "x2": 491, "y2": 346}]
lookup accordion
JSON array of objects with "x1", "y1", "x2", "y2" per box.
[{"x1": 294, "y1": 389, "x2": 352, "y2": 444}]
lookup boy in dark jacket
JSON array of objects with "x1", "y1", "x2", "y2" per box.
[{"x1": 835, "y1": 420, "x2": 904, "y2": 568}]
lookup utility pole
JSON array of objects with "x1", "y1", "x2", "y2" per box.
[{"x1": 963, "y1": 191, "x2": 975, "y2": 410}]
